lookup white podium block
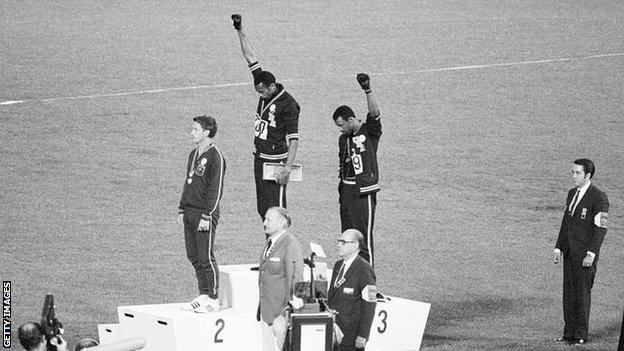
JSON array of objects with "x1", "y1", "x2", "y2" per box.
[
  {"x1": 88, "y1": 337, "x2": 146, "y2": 351},
  {"x1": 218, "y1": 264, "x2": 258, "y2": 311},
  {"x1": 118, "y1": 303, "x2": 261, "y2": 351},
  {"x1": 100, "y1": 264, "x2": 430, "y2": 351},
  {"x1": 97, "y1": 323, "x2": 122, "y2": 345},
  {"x1": 323, "y1": 266, "x2": 430, "y2": 350},
  {"x1": 302, "y1": 262, "x2": 328, "y2": 282},
  {"x1": 366, "y1": 296, "x2": 430, "y2": 351}
]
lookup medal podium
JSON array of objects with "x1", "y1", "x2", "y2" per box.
[{"x1": 98, "y1": 264, "x2": 430, "y2": 350}]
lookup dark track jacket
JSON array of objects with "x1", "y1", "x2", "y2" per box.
[
  {"x1": 178, "y1": 145, "x2": 226, "y2": 221},
  {"x1": 249, "y1": 62, "x2": 300, "y2": 160},
  {"x1": 339, "y1": 112, "x2": 382, "y2": 195}
]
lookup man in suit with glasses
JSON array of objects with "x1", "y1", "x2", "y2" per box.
[{"x1": 328, "y1": 229, "x2": 377, "y2": 350}]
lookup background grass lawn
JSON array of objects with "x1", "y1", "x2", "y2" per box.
[{"x1": 2, "y1": 1, "x2": 623, "y2": 350}]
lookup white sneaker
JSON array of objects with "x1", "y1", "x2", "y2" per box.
[
  {"x1": 180, "y1": 296, "x2": 204, "y2": 311},
  {"x1": 194, "y1": 297, "x2": 220, "y2": 313}
]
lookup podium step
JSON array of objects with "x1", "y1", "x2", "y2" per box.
[
  {"x1": 366, "y1": 296, "x2": 430, "y2": 351},
  {"x1": 118, "y1": 304, "x2": 260, "y2": 351},
  {"x1": 98, "y1": 264, "x2": 430, "y2": 350},
  {"x1": 97, "y1": 323, "x2": 121, "y2": 345}
]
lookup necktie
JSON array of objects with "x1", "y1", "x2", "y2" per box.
[
  {"x1": 334, "y1": 263, "x2": 346, "y2": 287},
  {"x1": 569, "y1": 188, "x2": 580, "y2": 216},
  {"x1": 263, "y1": 239, "x2": 272, "y2": 259}
]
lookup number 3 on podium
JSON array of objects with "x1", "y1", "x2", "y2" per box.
[{"x1": 377, "y1": 310, "x2": 388, "y2": 333}]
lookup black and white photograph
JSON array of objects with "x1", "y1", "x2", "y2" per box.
[{"x1": 2, "y1": 1, "x2": 623, "y2": 350}]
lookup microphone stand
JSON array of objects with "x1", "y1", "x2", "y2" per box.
[{"x1": 303, "y1": 252, "x2": 316, "y2": 303}]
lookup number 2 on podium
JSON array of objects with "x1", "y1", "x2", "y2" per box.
[{"x1": 214, "y1": 319, "x2": 225, "y2": 343}]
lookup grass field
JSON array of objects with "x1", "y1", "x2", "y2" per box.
[{"x1": 2, "y1": 1, "x2": 623, "y2": 350}]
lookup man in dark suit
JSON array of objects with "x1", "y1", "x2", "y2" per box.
[
  {"x1": 328, "y1": 229, "x2": 377, "y2": 351},
  {"x1": 258, "y1": 207, "x2": 304, "y2": 351},
  {"x1": 618, "y1": 308, "x2": 624, "y2": 351},
  {"x1": 554, "y1": 158, "x2": 609, "y2": 345}
]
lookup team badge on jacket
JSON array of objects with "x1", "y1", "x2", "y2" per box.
[
  {"x1": 268, "y1": 104, "x2": 276, "y2": 126},
  {"x1": 195, "y1": 158, "x2": 207, "y2": 176},
  {"x1": 352, "y1": 135, "x2": 367, "y2": 152}
]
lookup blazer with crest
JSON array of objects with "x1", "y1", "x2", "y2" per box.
[
  {"x1": 327, "y1": 255, "x2": 377, "y2": 345},
  {"x1": 257, "y1": 232, "x2": 303, "y2": 324},
  {"x1": 556, "y1": 184, "x2": 609, "y2": 261}
]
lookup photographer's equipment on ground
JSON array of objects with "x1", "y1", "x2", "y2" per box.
[{"x1": 41, "y1": 294, "x2": 64, "y2": 351}]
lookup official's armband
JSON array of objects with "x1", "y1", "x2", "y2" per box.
[
  {"x1": 361, "y1": 285, "x2": 377, "y2": 302},
  {"x1": 594, "y1": 212, "x2": 608, "y2": 228}
]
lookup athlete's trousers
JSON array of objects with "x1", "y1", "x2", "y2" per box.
[
  {"x1": 183, "y1": 208, "x2": 219, "y2": 298},
  {"x1": 254, "y1": 157, "x2": 287, "y2": 220},
  {"x1": 339, "y1": 183, "x2": 377, "y2": 266}
]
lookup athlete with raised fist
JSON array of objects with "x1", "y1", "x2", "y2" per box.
[
  {"x1": 332, "y1": 73, "x2": 382, "y2": 267},
  {"x1": 231, "y1": 13, "x2": 301, "y2": 222}
]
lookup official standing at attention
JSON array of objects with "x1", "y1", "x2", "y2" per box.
[
  {"x1": 554, "y1": 158, "x2": 609, "y2": 345},
  {"x1": 332, "y1": 74, "x2": 381, "y2": 266},
  {"x1": 258, "y1": 207, "x2": 304, "y2": 351},
  {"x1": 328, "y1": 229, "x2": 377, "y2": 351},
  {"x1": 178, "y1": 115, "x2": 226, "y2": 313},
  {"x1": 618, "y1": 308, "x2": 624, "y2": 351},
  {"x1": 231, "y1": 14, "x2": 301, "y2": 221}
]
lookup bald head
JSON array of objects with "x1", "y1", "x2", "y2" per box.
[
  {"x1": 263, "y1": 206, "x2": 291, "y2": 236},
  {"x1": 337, "y1": 229, "x2": 363, "y2": 259},
  {"x1": 75, "y1": 338, "x2": 99, "y2": 351},
  {"x1": 343, "y1": 229, "x2": 363, "y2": 246}
]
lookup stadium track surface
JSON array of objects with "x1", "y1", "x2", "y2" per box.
[{"x1": 2, "y1": 1, "x2": 623, "y2": 350}]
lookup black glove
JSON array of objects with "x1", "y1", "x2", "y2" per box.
[
  {"x1": 231, "y1": 14, "x2": 242, "y2": 30},
  {"x1": 356, "y1": 73, "x2": 371, "y2": 92}
]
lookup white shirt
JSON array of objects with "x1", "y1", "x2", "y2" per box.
[
  {"x1": 570, "y1": 181, "x2": 591, "y2": 215},
  {"x1": 340, "y1": 253, "x2": 359, "y2": 276}
]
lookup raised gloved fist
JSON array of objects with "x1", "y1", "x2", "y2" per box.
[
  {"x1": 231, "y1": 14, "x2": 242, "y2": 30},
  {"x1": 356, "y1": 73, "x2": 371, "y2": 92}
]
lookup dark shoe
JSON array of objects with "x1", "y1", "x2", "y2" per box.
[
  {"x1": 554, "y1": 337, "x2": 569, "y2": 342},
  {"x1": 569, "y1": 339, "x2": 585, "y2": 345},
  {"x1": 250, "y1": 266, "x2": 259, "y2": 271},
  {"x1": 376, "y1": 292, "x2": 391, "y2": 301}
]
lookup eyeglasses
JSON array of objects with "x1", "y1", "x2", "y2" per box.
[{"x1": 336, "y1": 239, "x2": 356, "y2": 245}]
